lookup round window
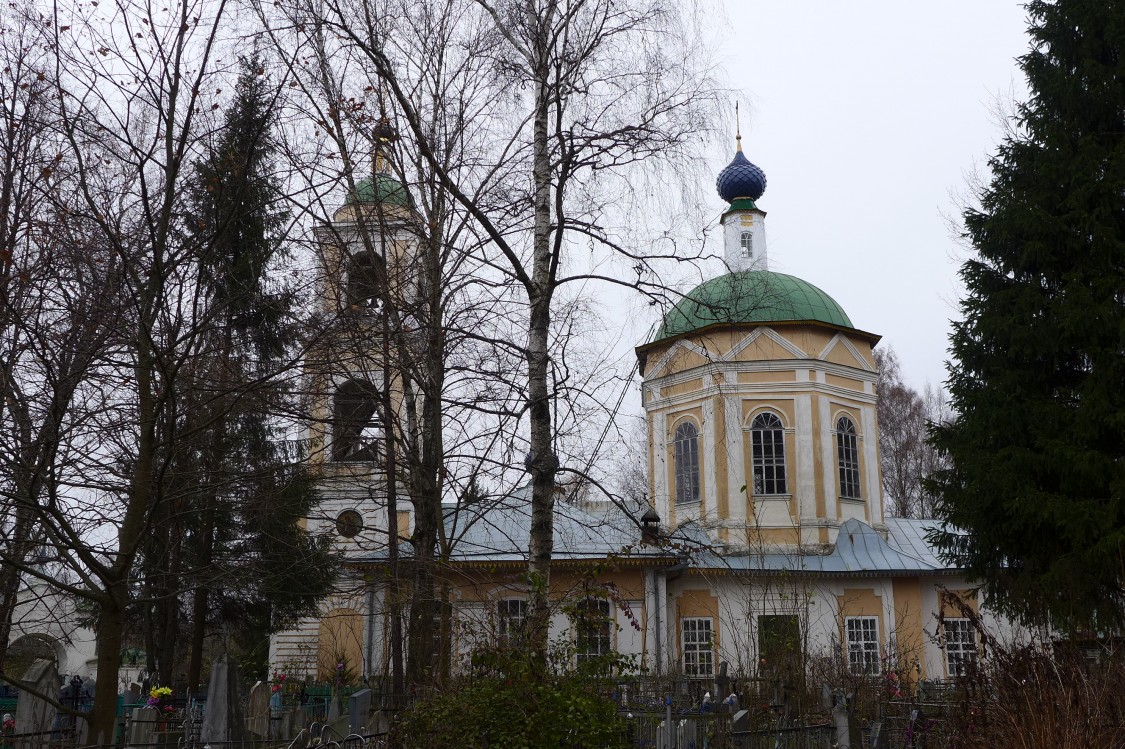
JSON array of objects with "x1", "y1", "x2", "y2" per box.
[{"x1": 336, "y1": 510, "x2": 364, "y2": 539}]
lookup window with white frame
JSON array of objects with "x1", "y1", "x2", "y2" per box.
[
  {"x1": 944, "y1": 618, "x2": 978, "y2": 676},
  {"x1": 836, "y1": 416, "x2": 862, "y2": 499},
  {"x1": 740, "y1": 231, "x2": 753, "y2": 258},
  {"x1": 845, "y1": 616, "x2": 880, "y2": 674},
  {"x1": 497, "y1": 599, "x2": 527, "y2": 646},
  {"x1": 673, "y1": 421, "x2": 701, "y2": 505},
  {"x1": 575, "y1": 598, "x2": 612, "y2": 666},
  {"x1": 682, "y1": 617, "x2": 714, "y2": 677},
  {"x1": 750, "y1": 412, "x2": 788, "y2": 495}
]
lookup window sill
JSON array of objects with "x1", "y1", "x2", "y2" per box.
[
  {"x1": 839, "y1": 496, "x2": 865, "y2": 504},
  {"x1": 751, "y1": 493, "x2": 791, "y2": 500}
]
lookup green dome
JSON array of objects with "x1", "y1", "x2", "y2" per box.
[
  {"x1": 346, "y1": 173, "x2": 411, "y2": 207},
  {"x1": 657, "y1": 270, "x2": 853, "y2": 339}
]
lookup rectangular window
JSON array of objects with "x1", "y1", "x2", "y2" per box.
[
  {"x1": 575, "y1": 599, "x2": 612, "y2": 666},
  {"x1": 944, "y1": 618, "x2": 978, "y2": 676},
  {"x1": 845, "y1": 616, "x2": 880, "y2": 675},
  {"x1": 682, "y1": 617, "x2": 714, "y2": 677},
  {"x1": 497, "y1": 599, "x2": 527, "y2": 646}
]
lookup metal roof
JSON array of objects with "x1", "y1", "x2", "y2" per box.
[
  {"x1": 351, "y1": 484, "x2": 956, "y2": 578},
  {"x1": 386, "y1": 485, "x2": 675, "y2": 564},
  {"x1": 655, "y1": 271, "x2": 854, "y2": 341},
  {"x1": 692, "y1": 518, "x2": 956, "y2": 577}
]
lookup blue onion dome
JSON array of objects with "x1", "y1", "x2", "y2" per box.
[{"x1": 716, "y1": 150, "x2": 766, "y2": 203}]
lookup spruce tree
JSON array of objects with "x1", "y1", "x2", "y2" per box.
[
  {"x1": 138, "y1": 55, "x2": 337, "y2": 687},
  {"x1": 929, "y1": 0, "x2": 1125, "y2": 631}
]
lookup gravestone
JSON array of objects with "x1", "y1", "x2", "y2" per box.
[
  {"x1": 127, "y1": 708, "x2": 159, "y2": 747},
  {"x1": 199, "y1": 656, "x2": 244, "y2": 743},
  {"x1": 246, "y1": 681, "x2": 270, "y2": 738},
  {"x1": 868, "y1": 721, "x2": 887, "y2": 749},
  {"x1": 125, "y1": 683, "x2": 141, "y2": 707},
  {"x1": 730, "y1": 709, "x2": 749, "y2": 733},
  {"x1": 14, "y1": 659, "x2": 60, "y2": 749},
  {"x1": 58, "y1": 675, "x2": 94, "y2": 745},
  {"x1": 715, "y1": 661, "x2": 729, "y2": 700},
  {"x1": 347, "y1": 689, "x2": 371, "y2": 735}
]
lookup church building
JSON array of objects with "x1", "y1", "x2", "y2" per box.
[{"x1": 268, "y1": 130, "x2": 1020, "y2": 688}]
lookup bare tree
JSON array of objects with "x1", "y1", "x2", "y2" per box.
[
  {"x1": 0, "y1": 0, "x2": 334, "y2": 739},
  {"x1": 874, "y1": 347, "x2": 949, "y2": 518},
  {"x1": 261, "y1": 0, "x2": 721, "y2": 662}
]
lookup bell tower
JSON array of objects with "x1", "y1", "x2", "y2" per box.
[{"x1": 304, "y1": 121, "x2": 420, "y2": 553}]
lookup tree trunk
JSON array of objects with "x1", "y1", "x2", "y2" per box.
[
  {"x1": 405, "y1": 227, "x2": 445, "y2": 688},
  {"x1": 525, "y1": 54, "x2": 555, "y2": 659},
  {"x1": 88, "y1": 582, "x2": 128, "y2": 746},
  {"x1": 383, "y1": 305, "x2": 404, "y2": 699},
  {"x1": 0, "y1": 507, "x2": 36, "y2": 675},
  {"x1": 186, "y1": 490, "x2": 216, "y2": 691}
]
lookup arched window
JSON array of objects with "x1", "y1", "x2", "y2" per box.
[
  {"x1": 345, "y1": 251, "x2": 385, "y2": 307},
  {"x1": 836, "y1": 416, "x2": 861, "y2": 499},
  {"x1": 673, "y1": 421, "x2": 700, "y2": 505},
  {"x1": 740, "y1": 231, "x2": 753, "y2": 258},
  {"x1": 332, "y1": 379, "x2": 383, "y2": 462},
  {"x1": 750, "y1": 412, "x2": 787, "y2": 495}
]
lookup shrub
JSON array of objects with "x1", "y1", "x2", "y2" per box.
[{"x1": 393, "y1": 647, "x2": 628, "y2": 749}]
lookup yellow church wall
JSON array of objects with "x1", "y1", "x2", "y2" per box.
[
  {"x1": 810, "y1": 395, "x2": 828, "y2": 520},
  {"x1": 736, "y1": 370, "x2": 797, "y2": 384},
  {"x1": 661, "y1": 378, "x2": 704, "y2": 398},
  {"x1": 656, "y1": 346, "x2": 712, "y2": 374},
  {"x1": 850, "y1": 338, "x2": 876, "y2": 370},
  {"x1": 317, "y1": 607, "x2": 364, "y2": 680},
  {"x1": 824, "y1": 343, "x2": 867, "y2": 370},
  {"x1": 825, "y1": 373, "x2": 865, "y2": 391},
  {"x1": 726, "y1": 335, "x2": 798, "y2": 363},
  {"x1": 891, "y1": 579, "x2": 927, "y2": 680},
  {"x1": 939, "y1": 589, "x2": 979, "y2": 618},
  {"x1": 441, "y1": 567, "x2": 648, "y2": 606},
  {"x1": 781, "y1": 328, "x2": 835, "y2": 358},
  {"x1": 747, "y1": 527, "x2": 801, "y2": 546},
  {"x1": 713, "y1": 394, "x2": 730, "y2": 517}
]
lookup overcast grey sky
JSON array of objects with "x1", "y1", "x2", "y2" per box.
[{"x1": 710, "y1": 1, "x2": 1031, "y2": 390}]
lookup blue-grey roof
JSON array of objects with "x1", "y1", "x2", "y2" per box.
[
  {"x1": 440, "y1": 486, "x2": 673, "y2": 563},
  {"x1": 694, "y1": 518, "x2": 955, "y2": 576}
]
